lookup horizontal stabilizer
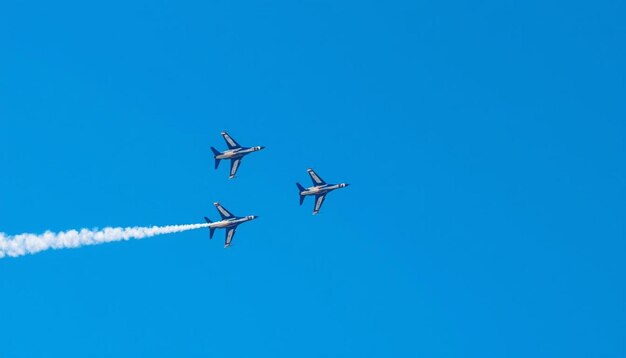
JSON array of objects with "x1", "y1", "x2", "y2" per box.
[
  {"x1": 211, "y1": 147, "x2": 221, "y2": 169},
  {"x1": 296, "y1": 183, "x2": 306, "y2": 205},
  {"x1": 204, "y1": 217, "x2": 215, "y2": 239}
]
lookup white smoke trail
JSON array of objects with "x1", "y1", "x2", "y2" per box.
[{"x1": 0, "y1": 223, "x2": 209, "y2": 259}]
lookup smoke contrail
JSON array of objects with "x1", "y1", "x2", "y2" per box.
[{"x1": 0, "y1": 223, "x2": 209, "y2": 259}]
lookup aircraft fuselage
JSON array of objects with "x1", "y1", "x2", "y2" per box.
[
  {"x1": 301, "y1": 183, "x2": 348, "y2": 196},
  {"x1": 208, "y1": 216, "x2": 257, "y2": 229},
  {"x1": 215, "y1": 146, "x2": 263, "y2": 160}
]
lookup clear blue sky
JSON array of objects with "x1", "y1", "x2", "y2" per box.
[{"x1": 0, "y1": 0, "x2": 624, "y2": 357}]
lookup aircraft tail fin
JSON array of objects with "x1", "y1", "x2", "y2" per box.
[
  {"x1": 296, "y1": 183, "x2": 306, "y2": 205},
  {"x1": 211, "y1": 147, "x2": 221, "y2": 169}
]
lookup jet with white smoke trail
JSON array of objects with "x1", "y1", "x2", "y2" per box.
[
  {"x1": 0, "y1": 223, "x2": 209, "y2": 259},
  {"x1": 204, "y1": 202, "x2": 259, "y2": 248}
]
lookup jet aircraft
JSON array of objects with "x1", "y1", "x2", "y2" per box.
[
  {"x1": 211, "y1": 131, "x2": 265, "y2": 179},
  {"x1": 296, "y1": 169, "x2": 349, "y2": 215},
  {"x1": 204, "y1": 202, "x2": 259, "y2": 248}
]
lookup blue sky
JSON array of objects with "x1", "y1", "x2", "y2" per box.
[{"x1": 0, "y1": 0, "x2": 625, "y2": 356}]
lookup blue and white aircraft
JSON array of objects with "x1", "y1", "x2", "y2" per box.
[
  {"x1": 211, "y1": 131, "x2": 265, "y2": 179},
  {"x1": 204, "y1": 202, "x2": 259, "y2": 248},
  {"x1": 296, "y1": 168, "x2": 350, "y2": 215}
]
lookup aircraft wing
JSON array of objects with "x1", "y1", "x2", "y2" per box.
[
  {"x1": 307, "y1": 168, "x2": 326, "y2": 186},
  {"x1": 224, "y1": 227, "x2": 236, "y2": 248},
  {"x1": 229, "y1": 158, "x2": 242, "y2": 179},
  {"x1": 313, "y1": 193, "x2": 327, "y2": 215},
  {"x1": 214, "y1": 202, "x2": 235, "y2": 220},
  {"x1": 221, "y1": 131, "x2": 241, "y2": 149}
]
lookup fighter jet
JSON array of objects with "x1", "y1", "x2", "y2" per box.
[
  {"x1": 296, "y1": 168, "x2": 350, "y2": 215},
  {"x1": 211, "y1": 131, "x2": 265, "y2": 179},
  {"x1": 204, "y1": 202, "x2": 259, "y2": 248}
]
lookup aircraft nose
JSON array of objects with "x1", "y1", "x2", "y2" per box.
[
  {"x1": 259, "y1": 146, "x2": 266, "y2": 150},
  {"x1": 253, "y1": 215, "x2": 259, "y2": 219}
]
